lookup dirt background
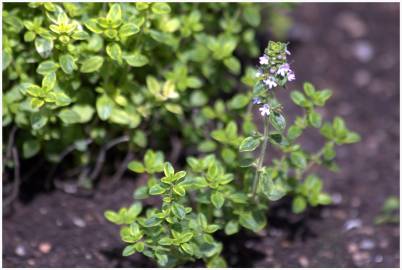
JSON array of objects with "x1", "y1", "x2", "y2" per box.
[{"x1": 3, "y1": 3, "x2": 400, "y2": 268}]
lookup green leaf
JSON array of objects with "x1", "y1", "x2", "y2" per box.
[
  {"x1": 37, "y1": 60, "x2": 58, "y2": 75},
  {"x1": 58, "y1": 108, "x2": 81, "y2": 124},
  {"x1": 96, "y1": 95, "x2": 114, "y2": 120},
  {"x1": 171, "y1": 202, "x2": 186, "y2": 219},
  {"x1": 227, "y1": 94, "x2": 249, "y2": 109},
  {"x1": 211, "y1": 191, "x2": 224, "y2": 209},
  {"x1": 243, "y1": 5, "x2": 261, "y2": 27},
  {"x1": 260, "y1": 170, "x2": 287, "y2": 201},
  {"x1": 119, "y1": 23, "x2": 140, "y2": 38},
  {"x1": 343, "y1": 132, "x2": 361, "y2": 144},
  {"x1": 270, "y1": 112, "x2": 286, "y2": 131},
  {"x1": 314, "y1": 89, "x2": 332, "y2": 106},
  {"x1": 107, "y1": 3, "x2": 122, "y2": 23},
  {"x1": 42, "y1": 72, "x2": 56, "y2": 90},
  {"x1": 292, "y1": 196, "x2": 307, "y2": 214},
  {"x1": 35, "y1": 38, "x2": 53, "y2": 58},
  {"x1": 173, "y1": 185, "x2": 185, "y2": 196},
  {"x1": 164, "y1": 162, "x2": 174, "y2": 177},
  {"x1": 122, "y1": 245, "x2": 136, "y2": 256},
  {"x1": 30, "y1": 98, "x2": 45, "y2": 109},
  {"x1": 22, "y1": 139, "x2": 40, "y2": 159},
  {"x1": 221, "y1": 147, "x2": 236, "y2": 164},
  {"x1": 128, "y1": 161, "x2": 145, "y2": 173},
  {"x1": 31, "y1": 113, "x2": 48, "y2": 130},
  {"x1": 124, "y1": 53, "x2": 149, "y2": 67},
  {"x1": 80, "y1": 56, "x2": 104, "y2": 73},
  {"x1": 308, "y1": 110, "x2": 322, "y2": 128},
  {"x1": 59, "y1": 54, "x2": 75, "y2": 74},
  {"x1": 290, "y1": 151, "x2": 307, "y2": 169},
  {"x1": 104, "y1": 210, "x2": 122, "y2": 224},
  {"x1": 134, "y1": 242, "x2": 144, "y2": 252},
  {"x1": 84, "y1": 19, "x2": 103, "y2": 33},
  {"x1": 287, "y1": 125, "x2": 302, "y2": 140},
  {"x1": 224, "y1": 220, "x2": 239, "y2": 235},
  {"x1": 149, "y1": 184, "x2": 166, "y2": 195},
  {"x1": 146, "y1": 76, "x2": 160, "y2": 95},
  {"x1": 72, "y1": 104, "x2": 94, "y2": 123},
  {"x1": 207, "y1": 256, "x2": 227, "y2": 268},
  {"x1": 71, "y1": 30, "x2": 89, "y2": 40},
  {"x1": 159, "y1": 237, "x2": 174, "y2": 246},
  {"x1": 223, "y1": 57, "x2": 241, "y2": 75},
  {"x1": 290, "y1": 91, "x2": 309, "y2": 107},
  {"x1": 303, "y1": 82, "x2": 316, "y2": 97},
  {"x1": 186, "y1": 76, "x2": 202, "y2": 89},
  {"x1": 151, "y1": 3, "x2": 171, "y2": 14},
  {"x1": 165, "y1": 103, "x2": 182, "y2": 115},
  {"x1": 106, "y1": 43, "x2": 122, "y2": 63},
  {"x1": 190, "y1": 90, "x2": 208, "y2": 107},
  {"x1": 239, "y1": 136, "x2": 260, "y2": 152},
  {"x1": 239, "y1": 210, "x2": 266, "y2": 233},
  {"x1": 181, "y1": 243, "x2": 194, "y2": 255},
  {"x1": 2, "y1": 50, "x2": 12, "y2": 71},
  {"x1": 318, "y1": 193, "x2": 332, "y2": 205}
]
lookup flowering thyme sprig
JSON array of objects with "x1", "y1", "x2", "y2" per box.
[{"x1": 253, "y1": 41, "x2": 295, "y2": 117}]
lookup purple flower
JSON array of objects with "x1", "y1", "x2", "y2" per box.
[
  {"x1": 259, "y1": 55, "x2": 269, "y2": 65},
  {"x1": 259, "y1": 104, "x2": 270, "y2": 116},
  {"x1": 263, "y1": 77, "x2": 277, "y2": 89},
  {"x1": 252, "y1": 98, "x2": 260, "y2": 104},
  {"x1": 276, "y1": 63, "x2": 291, "y2": 77},
  {"x1": 287, "y1": 70, "x2": 296, "y2": 81},
  {"x1": 252, "y1": 97, "x2": 261, "y2": 105},
  {"x1": 285, "y1": 48, "x2": 291, "y2": 55}
]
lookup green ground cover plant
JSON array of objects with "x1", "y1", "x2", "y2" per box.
[
  {"x1": 105, "y1": 41, "x2": 360, "y2": 267},
  {"x1": 3, "y1": 2, "x2": 292, "y2": 192}
]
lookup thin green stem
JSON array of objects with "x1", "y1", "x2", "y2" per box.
[{"x1": 252, "y1": 116, "x2": 270, "y2": 199}]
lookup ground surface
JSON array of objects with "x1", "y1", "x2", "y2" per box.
[{"x1": 3, "y1": 3, "x2": 400, "y2": 268}]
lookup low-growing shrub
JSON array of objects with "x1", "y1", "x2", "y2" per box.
[
  {"x1": 105, "y1": 41, "x2": 360, "y2": 267},
  {"x1": 3, "y1": 2, "x2": 293, "y2": 190}
]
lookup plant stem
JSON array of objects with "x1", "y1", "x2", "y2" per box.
[{"x1": 252, "y1": 116, "x2": 270, "y2": 199}]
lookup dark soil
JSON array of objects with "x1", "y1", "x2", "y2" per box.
[{"x1": 3, "y1": 3, "x2": 399, "y2": 268}]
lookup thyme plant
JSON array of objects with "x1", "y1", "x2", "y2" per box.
[{"x1": 105, "y1": 41, "x2": 360, "y2": 267}]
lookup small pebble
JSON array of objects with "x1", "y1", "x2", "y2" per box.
[
  {"x1": 336, "y1": 12, "x2": 367, "y2": 38},
  {"x1": 72, "y1": 217, "x2": 86, "y2": 228},
  {"x1": 38, "y1": 242, "x2": 52, "y2": 254},
  {"x1": 56, "y1": 219, "x2": 63, "y2": 227},
  {"x1": 353, "y1": 41, "x2": 374, "y2": 63},
  {"x1": 374, "y1": 255, "x2": 384, "y2": 263},
  {"x1": 331, "y1": 193, "x2": 343, "y2": 205},
  {"x1": 15, "y1": 245, "x2": 26, "y2": 257},
  {"x1": 27, "y1": 259, "x2": 36, "y2": 266},
  {"x1": 344, "y1": 218, "x2": 362, "y2": 231},
  {"x1": 354, "y1": 70, "x2": 371, "y2": 87},
  {"x1": 348, "y1": 242, "x2": 359, "y2": 253},
  {"x1": 298, "y1": 256, "x2": 309, "y2": 267},
  {"x1": 360, "y1": 239, "x2": 375, "y2": 250},
  {"x1": 353, "y1": 251, "x2": 370, "y2": 266}
]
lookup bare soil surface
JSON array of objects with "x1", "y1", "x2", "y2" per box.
[{"x1": 3, "y1": 3, "x2": 399, "y2": 268}]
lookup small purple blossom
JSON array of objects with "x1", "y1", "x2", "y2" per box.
[
  {"x1": 287, "y1": 70, "x2": 296, "y2": 81},
  {"x1": 259, "y1": 104, "x2": 270, "y2": 117},
  {"x1": 277, "y1": 63, "x2": 291, "y2": 77},
  {"x1": 263, "y1": 77, "x2": 277, "y2": 89},
  {"x1": 259, "y1": 55, "x2": 269, "y2": 65},
  {"x1": 270, "y1": 67, "x2": 276, "y2": 74},
  {"x1": 285, "y1": 48, "x2": 291, "y2": 55},
  {"x1": 252, "y1": 97, "x2": 261, "y2": 105}
]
